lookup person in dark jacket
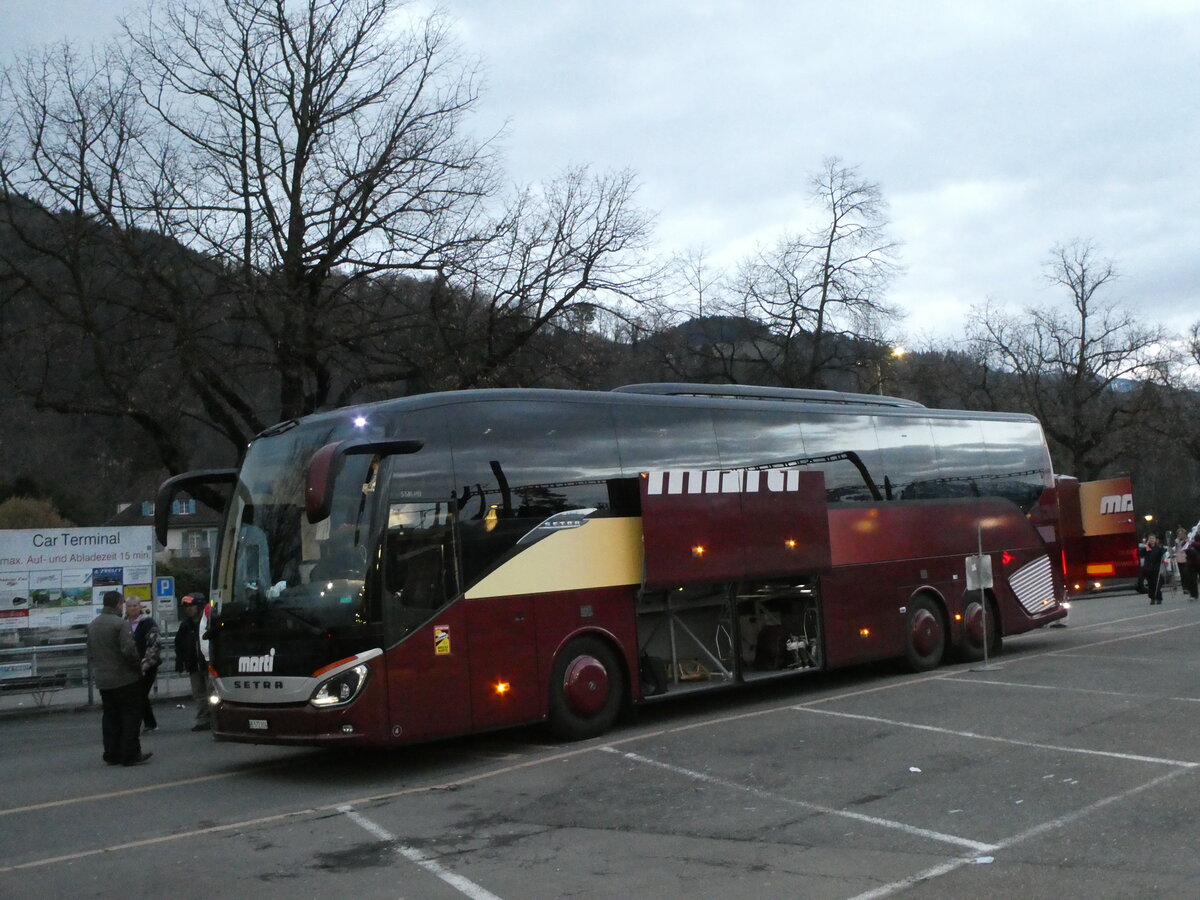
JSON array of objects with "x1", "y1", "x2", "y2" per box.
[
  {"x1": 126, "y1": 599, "x2": 162, "y2": 733},
  {"x1": 86, "y1": 591, "x2": 152, "y2": 766},
  {"x1": 175, "y1": 593, "x2": 211, "y2": 731},
  {"x1": 1142, "y1": 534, "x2": 1167, "y2": 605}
]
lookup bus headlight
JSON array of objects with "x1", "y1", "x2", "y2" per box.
[{"x1": 310, "y1": 663, "x2": 369, "y2": 708}]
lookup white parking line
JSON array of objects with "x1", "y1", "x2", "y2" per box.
[
  {"x1": 602, "y1": 747, "x2": 998, "y2": 853},
  {"x1": 941, "y1": 675, "x2": 1200, "y2": 704},
  {"x1": 339, "y1": 806, "x2": 504, "y2": 900},
  {"x1": 795, "y1": 708, "x2": 1200, "y2": 768},
  {"x1": 0, "y1": 767, "x2": 273, "y2": 818},
  {"x1": 846, "y1": 766, "x2": 1193, "y2": 899}
]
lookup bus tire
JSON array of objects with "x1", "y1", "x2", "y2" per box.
[
  {"x1": 547, "y1": 636, "x2": 624, "y2": 741},
  {"x1": 958, "y1": 596, "x2": 1001, "y2": 662},
  {"x1": 904, "y1": 596, "x2": 945, "y2": 672}
]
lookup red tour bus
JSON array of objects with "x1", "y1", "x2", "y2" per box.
[
  {"x1": 156, "y1": 383, "x2": 1068, "y2": 747},
  {"x1": 1056, "y1": 475, "x2": 1139, "y2": 594}
]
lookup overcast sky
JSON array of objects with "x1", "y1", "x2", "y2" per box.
[{"x1": 4, "y1": 0, "x2": 1199, "y2": 346}]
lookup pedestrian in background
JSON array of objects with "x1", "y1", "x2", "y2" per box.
[
  {"x1": 86, "y1": 591, "x2": 152, "y2": 766},
  {"x1": 1142, "y1": 534, "x2": 1166, "y2": 605},
  {"x1": 125, "y1": 598, "x2": 162, "y2": 733},
  {"x1": 175, "y1": 593, "x2": 212, "y2": 731},
  {"x1": 1182, "y1": 524, "x2": 1200, "y2": 601},
  {"x1": 1136, "y1": 535, "x2": 1148, "y2": 594}
]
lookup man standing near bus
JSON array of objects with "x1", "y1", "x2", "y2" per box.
[
  {"x1": 86, "y1": 590, "x2": 152, "y2": 766},
  {"x1": 1143, "y1": 534, "x2": 1167, "y2": 605},
  {"x1": 175, "y1": 594, "x2": 212, "y2": 731}
]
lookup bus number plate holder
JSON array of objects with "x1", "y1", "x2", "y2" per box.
[{"x1": 249, "y1": 719, "x2": 268, "y2": 730}]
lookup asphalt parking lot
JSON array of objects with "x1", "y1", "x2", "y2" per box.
[{"x1": 3, "y1": 588, "x2": 1200, "y2": 899}]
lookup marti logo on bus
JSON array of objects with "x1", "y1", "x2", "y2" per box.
[
  {"x1": 645, "y1": 468, "x2": 807, "y2": 495},
  {"x1": 1099, "y1": 493, "x2": 1133, "y2": 515},
  {"x1": 238, "y1": 649, "x2": 276, "y2": 673}
]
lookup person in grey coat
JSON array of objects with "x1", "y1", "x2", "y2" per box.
[{"x1": 86, "y1": 591, "x2": 152, "y2": 766}]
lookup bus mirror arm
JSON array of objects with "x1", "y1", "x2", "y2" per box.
[
  {"x1": 305, "y1": 439, "x2": 424, "y2": 524},
  {"x1": 155, "y1": 469, "x2": 239, "y2": 546}
]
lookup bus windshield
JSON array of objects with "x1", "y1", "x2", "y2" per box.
[{"x1": 212, "y1": 419, "x2": 383, "y2": 676}]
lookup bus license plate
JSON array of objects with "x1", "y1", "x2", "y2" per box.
[{"x1": 248, "y1": 719, "x2": 268, "y2": 730}]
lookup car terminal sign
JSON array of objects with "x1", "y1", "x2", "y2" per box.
[{"x1": 0, "y1": 527, "x2": 155, "y2": 632}]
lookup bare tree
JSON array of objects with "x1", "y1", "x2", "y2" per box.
[
  {"x1": 729, "y1": 157, "x2": 902, "y2": 387},
  {"x1": 127, "y1": 0, "x2": 496, "y2": 418},
  {"x1": 415, "y1": 166, "x2": 657, "y2": 390},
  {"x1": 640, "y1": 248, "x2": 750, "y2": 383},
  {"x1": 0, "y1": 42, "x2": 213, "y2": 475},
  {"x1": 1, "y1": 1, "x2": 670, "y2": 487},
  {"x1": 965, "y1": 241, "x2": 1173, "y2": 479},
  {"x1": 1167, "y1": 321, "x2": 1200, "y2": 467},
  {"x1": 0, "y1": 0, "x2": 491, "y2": 474}
]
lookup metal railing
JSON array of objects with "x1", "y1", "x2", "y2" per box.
[{"x1": 0, "y1": 641, "x2": 185, "y2": 708}]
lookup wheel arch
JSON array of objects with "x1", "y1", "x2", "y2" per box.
[
  {"x1": 957, "y1": 588, "x2": 1003, "y2": 660},
  {"x1": 902, "y1": 588, "x2": 949, "y2": 672},
  {"x1": 545, "y1": 626, "x2": 633, "y2": 717}
]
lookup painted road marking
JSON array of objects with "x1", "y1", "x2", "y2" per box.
[
  {"x1": 340, "y1": 806, "x2": 504, "y2": 900},
  {"x1": 603, "y1": 747, "x2": 998, "y2": 853},
  {"x1": 796, "y1": 708, "x2": 1200, "y2": 769},
  {"x1": 846, "y1": 767, "x2": 1193, "y2": 899}
]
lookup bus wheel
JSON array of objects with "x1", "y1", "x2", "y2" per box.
[
  {"x1": 904, "y1": 597, "x2": 945, "y2": 672},
  {"x1": 958, "y1": 598, "x2": 1001, "y2": 662},
  {"x1": 548, "y1": 637, "x2": 625, "y2": 741}
]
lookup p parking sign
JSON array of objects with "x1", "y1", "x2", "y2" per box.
[{"x1": 155, "y1": 576, "x2": 175, "y2": 600}]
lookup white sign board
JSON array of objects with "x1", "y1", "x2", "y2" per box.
[
  {"x1": 965, "y1": 554, "x2": 994, "y2": 591},
  {"x1": 0, "y1": 527, "x2": 155, "y2": 631}
]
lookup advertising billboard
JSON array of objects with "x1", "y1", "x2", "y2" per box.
[{"x1": 0, "y1": 527, "x2": 155, "y2": 633}]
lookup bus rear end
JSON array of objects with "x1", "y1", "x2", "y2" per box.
[{"x1": 1057, "y1": 476, "x2": 1139, "y2": 595}]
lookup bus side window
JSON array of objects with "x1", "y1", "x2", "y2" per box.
[{"x1": 383, "y1": 501, "x2": 457, "y2": 640}]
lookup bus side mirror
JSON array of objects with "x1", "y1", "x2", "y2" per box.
[
  {"x1": 306, "y1": 439, "x2": 424, "y2": 524},
  {"x1": 155, "y1": 469, "x2": 239, "y2": 546}
]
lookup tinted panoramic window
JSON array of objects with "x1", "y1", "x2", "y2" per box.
[
  {"x1": 711, "y1": 407, "x2": 807, "y2": 469},
  {"x1": 979, "y1": 418, "x2": 1052, "y2": 511},
  {"x1": 612, "y1": 401, "x2": 720, "y2": 472},
  {"x1": 707, "y1": 404, "x2": 888, "y2": 502},
  {"x1": 383, "y1": 405, "x2": 456, "y2": 504},
  {"x1": 449, "y1": 399, "x2": 623, "y2": 585},
  {"x1": 795, "y1": 411, "x2": 883, "y2": 502},
  {"x1": 928, "y1": 416, "x2": 990, "y2": 498},
  {"x1": 874, "y1": 415, "x2": 942, "y2": 500}
]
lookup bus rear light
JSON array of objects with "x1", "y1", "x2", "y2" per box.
[
  {"x1": 311, "y1": 663, "x2": 369, "y2": 707},
  {"x1": 953, "y1": 613, "x2": 962, "y2": 621},
  {"x1": 785, "y1": 539, "x2": 797, "y2": 549},
  {"x1": 494, "y1": 681, "x2": 511, "y2": 695},
  {"x1": 692, "y1": 545, "x2": 706, "y2": 557},
  {"x1": 859, "y1": 628, "x2": 871, "y2": 637}
]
